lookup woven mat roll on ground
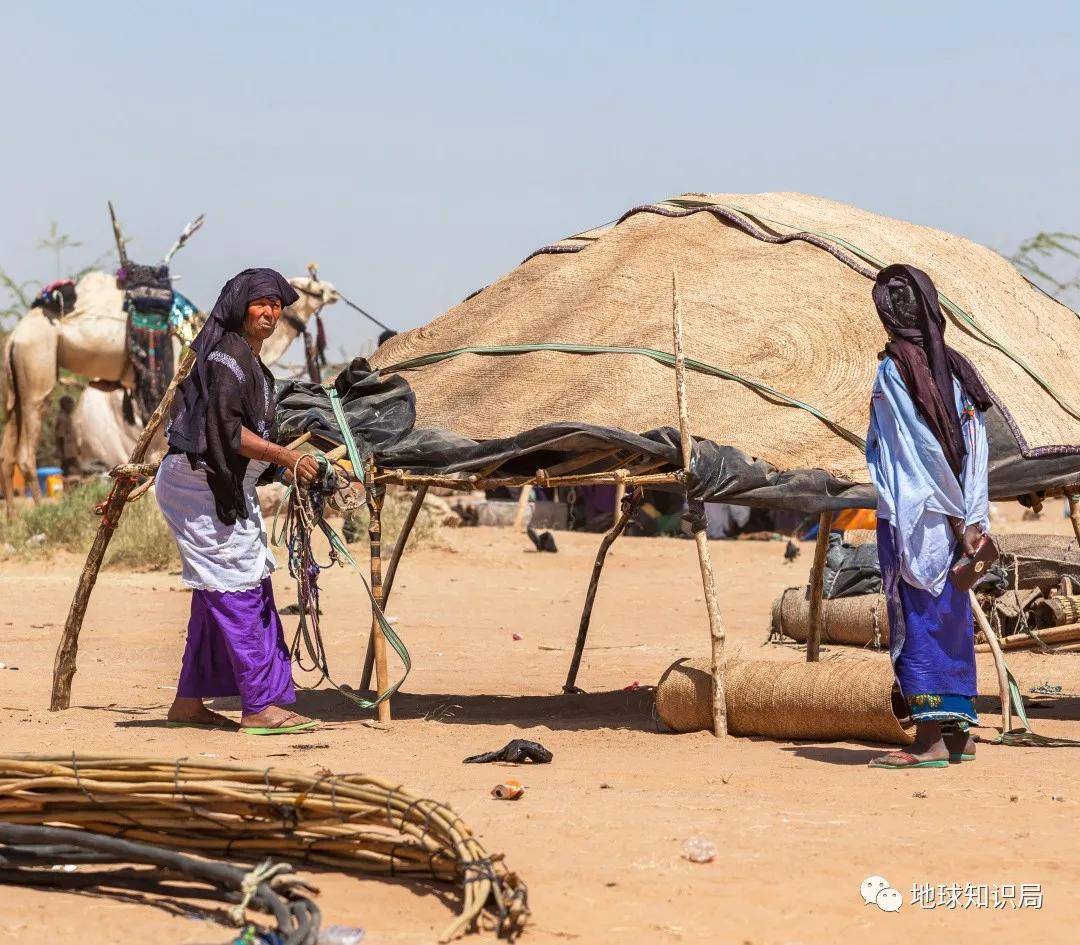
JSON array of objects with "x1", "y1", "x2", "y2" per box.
[
  {"x1": 772, "y1": 586, "x2": 889, "y2": 648},
  {"x1": 656, "y1": 657, "x2": 913, "y2": 745}
]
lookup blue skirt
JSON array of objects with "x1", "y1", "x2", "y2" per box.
[{"x1": 877, "y1": 519, "x2": 978, "y2": 725}]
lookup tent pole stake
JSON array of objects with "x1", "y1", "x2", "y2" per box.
[
  {"x1": 671, "y1": 270, "x2": 728, "y2": 737},
  {"x1": 563, "y1": 488, "x2": 640, "y2": 694},
  {"x1": 366, "y1": 467, "x2": 391, "y2": 722},
  {"x1": 805, "y1": 510, "x2": 835, "y2": 662},
  {"x1": 360, "y1": 484, "x2": 428, "y2": 690}
]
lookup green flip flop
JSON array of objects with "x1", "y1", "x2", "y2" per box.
[
  {"x1": 949, "y1": 753, "x2": 976, "y2": 763},
  {"x1": 241, "y1": 720, "x2": 320, "y2": 736},
  {"x1": 869, "y1": 751, "x2": 949, "y2": 770},
  {"x1": 166, "y1": 720, "x2": 239, "y2": 731}
]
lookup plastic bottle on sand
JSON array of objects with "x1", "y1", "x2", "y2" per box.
[{"x1": 317, "y1": 926, "x2": 365, "y2": 945}]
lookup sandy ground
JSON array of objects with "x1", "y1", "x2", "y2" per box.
[{"x1": 2, "y1": 501, "x2": 1080, "y2": 944}]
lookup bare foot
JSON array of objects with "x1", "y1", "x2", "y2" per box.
[
  {"x1": 167, "y1": 697, "x2": 238, "y2": 729},
  {"x1": 241, "y1": 705, "x2": 314, "y2": 730}
]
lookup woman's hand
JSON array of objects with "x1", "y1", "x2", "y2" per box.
[
  {"x1": 962, "y1": 524, "x2": 985, "y2": 557},
  {"x1": 284, "y1": 452, "x2": 320, "y2": 487}
]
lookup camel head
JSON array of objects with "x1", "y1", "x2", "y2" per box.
[{"x1": 286, "y1": 276, "x2": 340, "y2": 321}]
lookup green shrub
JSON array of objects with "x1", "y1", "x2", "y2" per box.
[{"x1": 0, "y1": 478, "x2": 178, "y2": 570}]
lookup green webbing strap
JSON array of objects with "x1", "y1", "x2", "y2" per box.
[
  {"x1": 328, "y1": 386, "x2": 366, "y2": 484},
  {"x1": 317, "y1": 514, "x2": 411, "y2": 710},
  {"x1": 385, "y1": 343, "x2": 867, "y2": 451}
]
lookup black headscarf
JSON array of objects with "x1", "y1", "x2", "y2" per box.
[
  {"x1": 872, "y1": 264, "x2": 993, "y2": 477},
  {"x1": 168, "y1": 268, "x2": 298, "y2": 456},
  {"x1": 167, "y1": 269, "x2": 299, "y2": 523}
]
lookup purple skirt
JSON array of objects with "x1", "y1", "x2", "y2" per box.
[
  {"x1": 877, "y1": 519, "x2": 977, "y2": 723},
  {"x1": 176, "y1": 577, "x2": 295, "y2": 714}
]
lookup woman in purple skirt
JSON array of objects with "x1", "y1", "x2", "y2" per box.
[
  {"x1": 156, "y1": 269, "x2": 320, "y2": 734},
  {"x1": 865, "y1": 264, "x2": 994, "y2": 769}
]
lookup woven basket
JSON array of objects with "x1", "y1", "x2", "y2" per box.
[
  {"x1": 655, "y1": 656, "x2": 913, "y2": 745},
  {"x1": 772, "y1": 586, "x2": 889, "y2": 648}
]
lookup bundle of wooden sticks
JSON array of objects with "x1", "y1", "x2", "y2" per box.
[{"x1": 0, "y1": 755, "x2": 528, "y2": 942}]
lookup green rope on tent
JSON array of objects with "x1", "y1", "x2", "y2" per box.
[
  {"x1": 704, "y1": 200, "x2": 1080, "y2": 423},
  {"x1": 383, "y1": 342, "x2": 867, "y2": 451}
]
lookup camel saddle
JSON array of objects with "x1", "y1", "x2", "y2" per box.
[{"x1": 119, "y1": 262, "x2": 175, "y2": 424}]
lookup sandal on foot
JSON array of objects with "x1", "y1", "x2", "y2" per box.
[
  {"x1": 869, "y1": 751, "x2": 948, "y2": 769},
  {"x1": 241, "y1": 717, "x2": 319, "y2": 736},
  {"x1": 948, "y1": 752, "x2": 976, "y2": 763},
  {"x1": 166, "y1": 720, "x2": 239, "y2": 731}
]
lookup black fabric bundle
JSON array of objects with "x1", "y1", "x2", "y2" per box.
[
  {"x1": 167, "y1": 268, "x2": 299, "y2": 524},
  {"x1": 872, "y1": 263, "x2": 994, "y2": 477}
]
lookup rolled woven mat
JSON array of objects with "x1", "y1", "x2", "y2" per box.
[
  {"x1": 656, "y1": 656, "x2": 913, "y2": 745},
  {"x1": 772, "y1": 586, "x2": 889, "y2": 648}
]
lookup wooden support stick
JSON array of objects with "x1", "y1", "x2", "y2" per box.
[
  {"x1": 361, "y1": 484, "x2": 428, "y2": 690},
  {"x1": 612, "y1": 482, "x2": 626, "y2": 522},
  {"x1": 971, "y1": 590, "x2": 1013, "y2": 734},
  {"x1": 367, "y1": 470, "x2": 391, "y2": 722},
  {"x1": 564, "y1": 488, "x2": 639, "y2": 694},
  {"x1": 512, "y1": 485, "x2": 532, "y2": 531},
  {"x1": 51, "y1": 346, "x2": 198, "y2": 711},
  {"x1": 1068, "y1": 494, "x2": 1080, "y2": 549},
  {"x1": 671, "y1": 270, "x2": 728, "y2": 738},
  {"x1": 805, "y1": 510, "x2": 835, "y2": 662}
]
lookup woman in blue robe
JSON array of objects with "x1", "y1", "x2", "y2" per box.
[{"x1": 865, "y1": 264, "x2": 994, "y2": 769}]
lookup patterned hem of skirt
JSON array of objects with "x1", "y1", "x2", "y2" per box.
[{"x1": 906, "y1": 693, "x2": 977, "y2": 725}]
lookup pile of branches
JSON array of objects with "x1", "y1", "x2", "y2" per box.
[
  {"x1": 0, "y1": 822, "x2": 318, "y2": 944},
  {"x1": 0, "y1": 755, "x2": 528, "y2": 942}
]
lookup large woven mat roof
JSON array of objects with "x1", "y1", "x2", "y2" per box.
[{"x1": 372, "y1": 192, "x2": 1080, "y2": 482}]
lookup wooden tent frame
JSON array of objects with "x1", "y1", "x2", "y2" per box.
[
  {"x1": 49, "y1": 274, "x2": 733, "y2": 734},
  {"x1": 49, "y1": 268, "x2": 1080, "y2": 739}
]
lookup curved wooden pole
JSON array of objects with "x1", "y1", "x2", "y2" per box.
[
  {"x1": 563, "y1": 488, "x2": 640, "y2": 694},
  {"x1": 971, "y1": 589, "x2": 1013, "y2": 734},
  {"x1": 50, "y1": 347, "x2": 197, "y2": 710}
]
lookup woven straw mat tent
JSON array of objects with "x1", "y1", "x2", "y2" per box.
[{"x1": 370, "y1": 192, "x2": 1080, "y2": 508}]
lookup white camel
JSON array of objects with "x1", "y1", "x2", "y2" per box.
[{"x1": 1, "y1": 272, "x2": 338, "y2": 518}]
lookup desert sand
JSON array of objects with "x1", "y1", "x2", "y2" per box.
[{"x1": 1, "y1": 503, "x2": 1079, "y2": 944}]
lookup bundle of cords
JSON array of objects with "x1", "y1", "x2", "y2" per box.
[
  {"x1": 0, "y1": 823, "x2": 320, "y2": 945},
  {"x1": 276, "y1": 453, "x2": 410, "y2": 710}
]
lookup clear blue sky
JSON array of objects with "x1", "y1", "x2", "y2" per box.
[{"x1": 2, "y1": 1, "x2": 1077, "y2": 356}]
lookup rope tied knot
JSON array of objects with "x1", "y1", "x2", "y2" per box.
[{"x1": 228, "y1": 859, "x2": 294, "y2": 926}]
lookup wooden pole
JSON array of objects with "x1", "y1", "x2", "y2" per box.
[
  {"x1": 366, "y1": 469, "x2": 391, "y2": 722},
  {"x1": 971, "y1": 589, "x2": 1013, "y2": 734},
  {"x1": 50, "y1": 346, "x2": 197, "y2": 710},
  {"x1": 563, "y1": 488, "x2": 639, "y2": 694},
  {"x1": 612, "y1": 482, "x2": 626, "y2": 525},
  {"x1": 360, "y1": 484, "x2": 428, "y2": 690},
  {"x1": 1068, "y1": 493, "x2": 1080, "y2": 549},
  {"x1": 671, "y1": 270, "x2": 728, "y2": 738},
  {"x1": 512, "y1": 485, "x2": 532, "y2": 531},
  {"x1": 805, "y1": 510, "x2": 835, "y2": 662}
]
